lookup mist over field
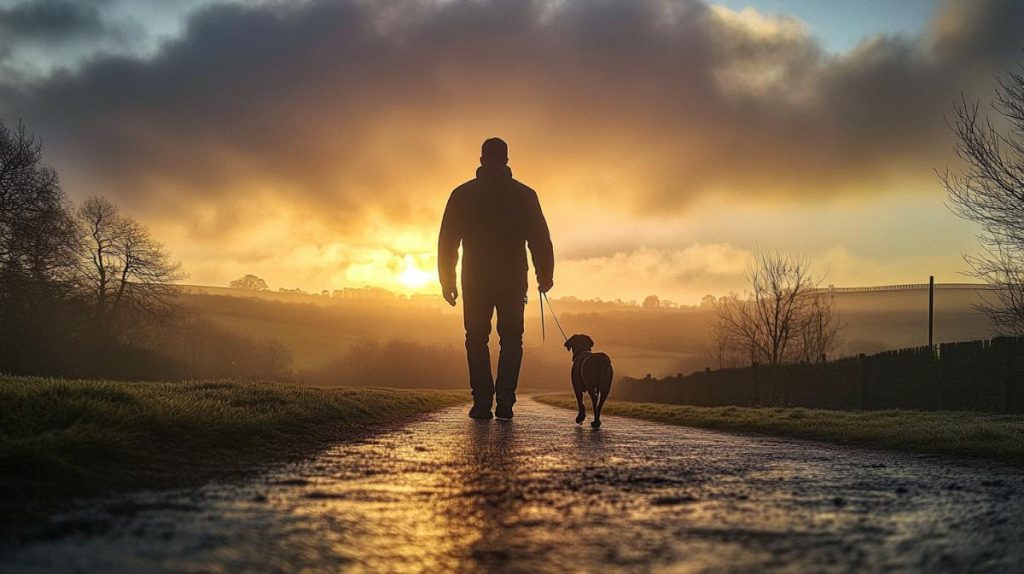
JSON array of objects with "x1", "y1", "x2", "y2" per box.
[{"x1": 180, "y1": 284, "x2": 993, "y2": 390}]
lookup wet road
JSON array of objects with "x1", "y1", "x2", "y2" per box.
[{"x1": 4, "y1": 397, "x2": 1024, "y2": 573}]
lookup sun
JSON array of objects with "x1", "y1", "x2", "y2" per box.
[{"x1": 398, "y1": 255, "x2": 432, "y2": 289}]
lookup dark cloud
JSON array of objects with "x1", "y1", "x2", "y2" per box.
[
  {"x1": 932, "y1": 0, "x2": 1024, "y2": 69},
  {"x1": 0, "y1": 0, "x2": 111, "y2": 42},
  {"x1": 0, "y1": 0, "x2": 1021, "y2": 238}
]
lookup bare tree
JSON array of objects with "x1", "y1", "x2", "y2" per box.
[
  {"x1": 795, "y1": 286, "x2": 842, "y2": 363},
  {"x1": 712, "y1": 249, "x2": 841, "y2": 367},
  {"x1": 77, "y1": 197, "x2": 185, "y2": 335},
  {"x1": 230, "y1": 274, "x2": 269, "y2": 291},
  {"x1": 0, "y1": 121, "x2": 86, "y2": 375},
  {"x1": 78, "y1": 197, "x2": 118, "y2": 321},
  {"x1": 942, "y1": 65, "x2": 1024, "y2": 335},
  {"x1": 0, "y1": 120, "x2": 196, "y2": 377},
  {"x1": 0, "y1": 121, "x2": 79, "y2": 296},
  {"x1": 707, "y1": 296, "x2": 753, "y2": 369}
]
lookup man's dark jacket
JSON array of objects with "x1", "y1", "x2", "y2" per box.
[{"x1": 438, "y1": 165, "x2": 553, "y2": 298}]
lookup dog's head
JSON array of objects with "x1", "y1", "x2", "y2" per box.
[{"x1": 564, "y1": 334, "x2": 595, "y2": 357}]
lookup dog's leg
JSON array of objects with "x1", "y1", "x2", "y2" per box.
[
  {"x1": 593, "y1": 390, "x2": 608, "y2": 428},
  {"x1": 592, "y1": 363, "x2": 612, "y2": 428},
  {"x1": 589, "y1": 391, "x2": 601, "y2": 428},
  {"x1": 574, "y1": 385, "x2": 586, "y2": 424}
]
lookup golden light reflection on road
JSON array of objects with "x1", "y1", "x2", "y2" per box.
[{"x1": 6, "y1": 399, "x2": 1023, "y2": 572}]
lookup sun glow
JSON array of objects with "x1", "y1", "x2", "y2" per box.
[{"x1": 399, "y1": 255, "x2": 432, "y2": 289}]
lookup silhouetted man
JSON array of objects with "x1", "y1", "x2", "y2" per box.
[{"x1": 438, "y1": 138, "x2": 554, "y2": 420}]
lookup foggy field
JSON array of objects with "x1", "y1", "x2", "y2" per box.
[
  {"x1": 0, "y1": 377, "x2": 465, "y2": 535},
  {"x1": 535, "y1": 394, "x2": 1024, "y2": 466},
  {"x1": 182, "y1": 286, "x2": 994, "y2": 388}
]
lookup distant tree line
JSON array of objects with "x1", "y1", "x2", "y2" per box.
[
  {"x1": 230, "y1": 274, "x2": 269, "y2": 291},
  {"x1": 0, "y1": 120, "x2": 291, "y2": 380}
]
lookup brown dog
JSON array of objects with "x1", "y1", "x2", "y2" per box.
[{"x1": 564, "y1": 334, "x2": 614, "y2": 427}]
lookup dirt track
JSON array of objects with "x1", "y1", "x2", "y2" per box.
[{"x1": 4, "y1": 397, "x2": 1024, "y2": 572}]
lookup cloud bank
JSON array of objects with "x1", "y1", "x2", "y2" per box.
[{"x1": 0, "y1": 0, "x2": 1021, "y2": 296}]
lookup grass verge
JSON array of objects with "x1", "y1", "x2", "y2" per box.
[
  {"x1": 0, "y1": 376, "x2": 466, "y2": 536},
  {"x1": 535, "y1": 394, "x2": 1024, "y2": 466}
]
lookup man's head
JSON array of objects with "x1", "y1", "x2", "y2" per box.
[{"x1": 480, "y1": 137, "x2": 508, "y2": 166}]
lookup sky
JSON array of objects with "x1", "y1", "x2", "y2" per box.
[
  {"x1": 714, "y1": 0, "x2": 940, "y2": 54},
  {"x1": 1, "y1": 0, "x2": 1022, "y2": 303}
]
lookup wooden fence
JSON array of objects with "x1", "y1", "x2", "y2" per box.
[{"x1": 617, "y1": 337, "x2": 1024, "y2": 412}]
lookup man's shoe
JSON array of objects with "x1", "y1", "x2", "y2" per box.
[
  {"x1": 495, "y1": 403, "x2": 514, "y2": 420},
  {"x1": 469, "y1": 404, "x2": 493, "y2": 420}
]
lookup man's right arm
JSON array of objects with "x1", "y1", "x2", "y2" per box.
[
  {"x1": 525, "y1": 189, "x2": 554, "y2": 293},
  {"x1": 437, "y1": 191, "x2": 462, "y2": 306}
]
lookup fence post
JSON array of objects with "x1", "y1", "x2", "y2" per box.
[
  {"x1": 928, "y1": 275, "x2": 935, "y2": 354},
  {"x1": 998, "y1": 339, "x2": 1009, "y2": 413},
  {"x1": 708, "y1": 370, "x2": 716, "y2": 406},
  {"x1": 752, "y1": 363, "x2": 760, "y2": 406},
  {"x1": 856, "y1": 353, "x2": 866, "y2": 410}
]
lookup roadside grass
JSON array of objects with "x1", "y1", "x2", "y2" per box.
[
  {"x1": 535, "y1": 394, "x2": 1024, "y2": 466},
  {"x1": 0, "y1": 376, "x2": 466, "y2": 533}
]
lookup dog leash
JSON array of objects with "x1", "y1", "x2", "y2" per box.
[{"x1": 539, "y1": 290, "x2": 568, "y2": 342}]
